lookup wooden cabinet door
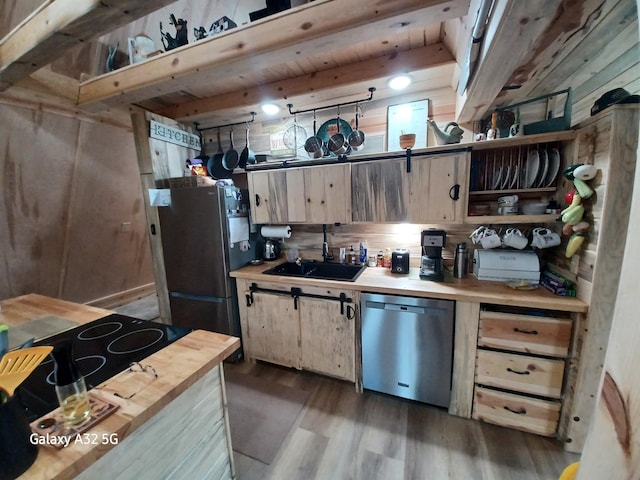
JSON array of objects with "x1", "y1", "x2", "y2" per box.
[
  {"x1": 303, "y1": 164, "x2": 351, "y2": 224},
  {"x1": 351, "y1": 158, "x2": 409, "y2": 222},
  {"x1": 247, "y1": 170, "x2": 289, "y2": 224},
  {"x1": 408, "y1": 152, "x2": 469, "y2": 224},
  {"x1": 299, "y1": 296, "x2": 355, "y2": 381},
  {"x1": 246, "y1": 292, "x2": 300, "y2": 368}
]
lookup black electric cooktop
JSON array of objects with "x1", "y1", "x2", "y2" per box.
[{"x1": 17, "y1": 314, "x2": 191, "y2": 422}]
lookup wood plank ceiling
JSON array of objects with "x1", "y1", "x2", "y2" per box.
[
  {"x1": 1, "y1": 0, "x2": 638, "y2": 128},
  {"x1": 76, "y1": 0, "x2": 469, "y2": 124}
]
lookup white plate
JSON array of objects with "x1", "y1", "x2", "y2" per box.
[
  {"x1": 491, "y1": 166, "x2": 502, "y2": 190},
  {"x1": 524, "y1": 150, "x2": 540, "y2": 188},
  {"x1": 536, "y1": 149, "x2": 549, "y2": 187},
  {"x1": 509, "y1": 164, "x2": 519, "y2": 189},
  {"x1": 545, "y1": 148, "x2": 561, "y2": 187},
  {"x1": 501, "y1": 165, "x2": 511, "y2": 189}
]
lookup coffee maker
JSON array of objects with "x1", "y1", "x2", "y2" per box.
[{"x1": 420, "y1": 229, "x2": 446, "y2": 281}]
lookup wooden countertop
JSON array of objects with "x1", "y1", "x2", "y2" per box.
[
  {"x1": 231, "y1": 263, "x2": 589, "y2": 313},
  {"x1": 0, "y1": 294, "x2": 240, "y2": 480}
]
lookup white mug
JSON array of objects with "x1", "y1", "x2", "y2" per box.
[
  {"x1": 503, "y1": 228, "x2": 528, "y2": 249},
  {"x1": 532, "y1": 228, "x2": 561, "y2": 249},
  {"x1": 480, "y1": 229, "x2": 502, "y2": 249},
  {"x1": 498, "y1": 206, "x2": 519, "y2": 215},
  {"x1": 498, "y1": 195, "x2": 519, "y2": 207}
]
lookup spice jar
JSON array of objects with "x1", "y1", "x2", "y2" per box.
[{"x1": 383, "y1": 248, "x2": 392, "y2": 268}]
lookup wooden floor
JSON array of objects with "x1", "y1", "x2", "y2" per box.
[
  {"x1": 112, "y1": 295, "x2": 579, "y2": 479},
  {"x1": 225, "y1": 361, "x2": 579, "y2": 480}
]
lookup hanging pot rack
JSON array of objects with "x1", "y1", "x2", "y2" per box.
[
  {"x1": 193, "y1": 111, "x2": 257, "y2": 133},
  {"x1": 287, "y1": 87, "x2": 376, "y2": 116}
]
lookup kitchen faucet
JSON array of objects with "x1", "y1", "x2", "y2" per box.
[{"x1": 322, "y1": 224, "x2": 333, "y2": 262}]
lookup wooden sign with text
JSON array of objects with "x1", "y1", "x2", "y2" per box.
[{"x1": 150, "y1": 121, "x2": 201, "y2": 150}]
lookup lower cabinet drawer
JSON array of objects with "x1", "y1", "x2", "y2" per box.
[
  {"x1": 478, "y1": 310, "x2": 572, "y2": 357},
  {"x1": 475, "y1": 350, "x2": 565, "y2": 398},
  {"x1": 473, "y1": 386, "x2": 561, "y2": 437}
]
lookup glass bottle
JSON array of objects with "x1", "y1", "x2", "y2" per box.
[{"x1": 52, "y1": 341, "x2": 91, "y2": 424}]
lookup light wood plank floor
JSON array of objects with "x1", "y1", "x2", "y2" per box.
[{"x1": 225, "y1": 361, "x2": 579, "y2": 480}]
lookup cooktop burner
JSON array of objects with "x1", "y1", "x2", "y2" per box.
[{"x1": 17, "y1": 314, "x2": 191, "y2": 421}]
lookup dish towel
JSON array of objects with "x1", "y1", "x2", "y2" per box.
[{"x1": 229, "y1": 216, "x2": 249, "y2": 246}]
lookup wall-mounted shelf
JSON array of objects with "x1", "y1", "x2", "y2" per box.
[{"x1": 465, "y1": 214, "x2": 559, "y2": 225}]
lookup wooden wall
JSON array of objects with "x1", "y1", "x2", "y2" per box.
[
  {"x1": 0, "y1": 104, "x2": 154, "y2": 304},
  {"x1": 577, "y1": 113, "x2": 640, "y2": 478}
]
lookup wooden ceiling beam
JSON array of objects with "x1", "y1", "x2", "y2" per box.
[
  {"x1": 77, "y1": 0, "x2": 469, "y2": 111},
  {"x1": 157, "y1": 43, "x2": 455, "y2": 121},
  {"x1": 455, "y1": 0, "x2": 564, "y2": 123},
  {"x1": 0, "y1": 0, "x2": 179, "y2": 91}
]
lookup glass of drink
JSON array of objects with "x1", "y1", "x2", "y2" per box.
[{"x1": 56, "y1": 376, "x2": 91, "y2": 424}]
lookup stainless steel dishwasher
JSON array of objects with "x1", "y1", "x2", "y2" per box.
[{"x1": 361, "y1": 292, "x2": 454, "y2": 407}]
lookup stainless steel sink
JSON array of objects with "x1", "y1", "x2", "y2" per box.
[{"x1": 263, "y1": 261, "x2": 366, "y2": 282}]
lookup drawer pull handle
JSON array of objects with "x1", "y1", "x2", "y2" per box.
[
  {"x1": 504, "y1": 406, "x2": 527, "y2": 415},
  {"x1": 513, "y1": 327, "x2": 538, "y2": 335},
  {"x1": 506, "y1": 367, "x2": 530, "y2": 375}
]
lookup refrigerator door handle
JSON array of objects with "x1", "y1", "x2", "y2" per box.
[{"x1": 169, "y1": 291, "x2": 226, "y2": 303}]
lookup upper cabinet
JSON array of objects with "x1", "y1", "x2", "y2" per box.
[
  {"x1": 247, "y1": 169, "x2": 289, "y2": 224},
  {"x1": 352, "y1": 151, "x2": 469, "y2": 224},
  {"x1": 248, "y1": 163, "x2": 351, "y2": 225}
]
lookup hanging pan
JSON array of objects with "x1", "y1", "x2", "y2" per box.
[
  {"x1": 222, "y1": 128, "x2": 240, "y2": 170},
  {"x1": 347, "y1": 104, "x2": 365, "y2": 151},
  {"x1": 304, "y1": 110, "x2": 324, "y2": 159},
  {"x1": 208, "y1": 128, "x2": 233, "y2": 179},
  {"x1": 239, "y1": 124, "x2": 256, "y2": 168},
  {"x1": 327, "y1": 107, "x2": 350, "y2": 156}
]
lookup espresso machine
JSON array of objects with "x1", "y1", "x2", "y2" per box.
[{"x1": 420, "y1": 229, "x2": 446, "y2": 281}]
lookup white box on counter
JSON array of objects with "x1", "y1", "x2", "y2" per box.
[{"x1": 473, "y1": 249, "x2": 540, "y2": 284}]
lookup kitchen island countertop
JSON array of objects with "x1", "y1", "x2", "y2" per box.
[
  {"x1": 0, "y1": 294, "x2": 239, "y2": 480},
  {"x1": 231, "y1": 263, "x2": 588, "y2": 313}
]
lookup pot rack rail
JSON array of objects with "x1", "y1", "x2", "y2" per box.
[
  {"x1": 287, "y1": 87, "x2": 376, "y2": 116},
  {"x1": 193, "y1": 111, "x2": 257, "y2": 133}
]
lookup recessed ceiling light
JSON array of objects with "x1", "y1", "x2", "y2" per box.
[
  {"x1": 261, "y1": 103, "x2": 280, "y2": 115},
  {"x1": 388, "y1": 75, "x2": 412, "y2": 91}
]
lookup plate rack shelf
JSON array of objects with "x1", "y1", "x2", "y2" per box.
[{"x1": 466, "y1": 137, "x2": 572, "y2": 224}]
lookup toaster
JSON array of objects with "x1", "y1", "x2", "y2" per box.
[{"x1": 391, "y1": 249, "x2": 410, "y2": 274}]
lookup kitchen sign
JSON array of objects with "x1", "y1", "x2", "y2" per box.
[{"x1": 150, "y1": 121, "x2": 201, "y2": 150}]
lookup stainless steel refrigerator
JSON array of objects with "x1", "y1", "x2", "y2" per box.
[{"x1": 158, "y1": 185, "x2": 257, "y2": 360}]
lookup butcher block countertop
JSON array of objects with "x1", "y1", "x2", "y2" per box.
[
  {"x1": 231, "y1": 263, "x2": 589, "y2": 313},
  {"x1": 0, "y1": 294, "x2": 240, "y2": 480}
]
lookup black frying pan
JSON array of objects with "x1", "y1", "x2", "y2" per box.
[
  {"x1": 222, "y1": 129, "x2": 239, "y2": 170},
  {"x1": 208, "y1": 129, "x2": 233, "y2": 179}
]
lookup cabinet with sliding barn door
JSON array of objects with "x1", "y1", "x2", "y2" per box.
[
  {"x1": 236, "y1": 279, "x2": 358, "y2": 384},
  {"x1": 351, "y1": 150, "x2": 469, "y2": 224},
  {"x1": 472, "y1": 306, "x2": 574, "y2": 437},
  {"x1": 247, "y1": 163, "x2": 351, "y2": 224}
]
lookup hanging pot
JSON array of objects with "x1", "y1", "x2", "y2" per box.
[
  {"x1": 328, "y1": 110, "x2": 349, "y2": 156},
  {"x1": 347, "y1": 104, "x2": 365, "y2": 151},
  {"x1": 304, "y1": 111, "x2": 324, "y2": 159}
]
